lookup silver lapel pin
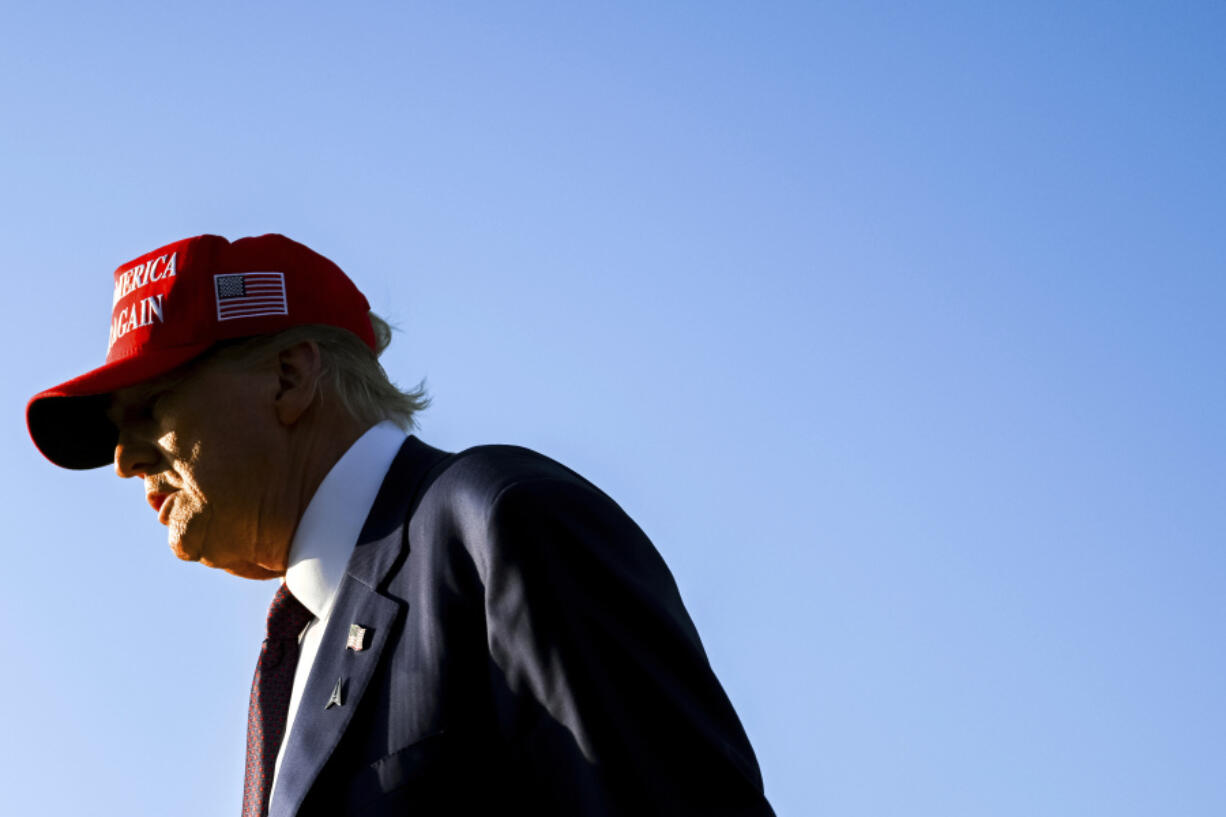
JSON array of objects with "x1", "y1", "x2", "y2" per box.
[{"x1": 326, "y1": 677, "x2": 345, "y2": 710}]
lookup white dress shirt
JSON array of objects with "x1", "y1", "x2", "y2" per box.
[{"x1": 269, "y1": 420, "x2": 409, "y2": 806}]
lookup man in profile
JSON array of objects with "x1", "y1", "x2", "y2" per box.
[{"x1": 27, "y1": 233, "x2": 774, "y2": 816}]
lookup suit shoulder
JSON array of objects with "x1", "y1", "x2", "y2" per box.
[{"x1": 421, "y1": 444, "x2": 595, "y2": 516}]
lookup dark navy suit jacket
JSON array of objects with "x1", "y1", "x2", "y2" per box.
[{"x1": 269, "y1": 437, "x2": 774, "y2": 816}]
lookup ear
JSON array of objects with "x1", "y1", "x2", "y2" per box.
[{"x1": 273, "y1": 341, "x2": 323, "y2": 426}]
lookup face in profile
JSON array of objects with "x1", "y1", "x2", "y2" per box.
[{"x1": 108, "y1": 354, "x2": 298, "y2": 579}]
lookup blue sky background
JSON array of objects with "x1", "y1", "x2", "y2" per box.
[{"x1": 2, "y1": 3, "x2": 1223, "y2": 815}]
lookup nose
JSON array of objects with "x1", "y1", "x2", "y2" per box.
[{"x1": 114, "y1": 430, "x2": 162, "y2": 478}]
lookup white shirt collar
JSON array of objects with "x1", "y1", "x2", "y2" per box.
[{"x1": 283, "y1": 420, "x2": 409, "y2": 620}]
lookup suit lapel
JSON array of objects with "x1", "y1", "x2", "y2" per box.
[
  {"x1": 268, "y1": 436, "x2": 453, "y2": 817},
  {"x1": 268, "y1": 561, "x2": 401, "y2": 817}
]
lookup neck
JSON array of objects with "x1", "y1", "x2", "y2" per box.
[{"x1": 285, "y1": 405, "x2": 372, "y2": 535}]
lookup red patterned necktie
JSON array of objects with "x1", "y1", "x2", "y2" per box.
[{"x1": 242, "y1": 584, "x2": 314, "y2": 817}]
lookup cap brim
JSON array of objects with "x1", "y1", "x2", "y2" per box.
[{"x1": 27, "y1": 343, "x2": 213, "y2": 470}]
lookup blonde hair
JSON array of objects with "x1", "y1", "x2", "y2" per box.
[{"x1": 213, "y1": 312, "x2": 429, "y2": 429}]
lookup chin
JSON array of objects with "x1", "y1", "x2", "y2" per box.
[{"x1": 168, "y1": 535, "x2": 201, "y2": 563}]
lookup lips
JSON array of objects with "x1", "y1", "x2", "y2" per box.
[{"x1": 147, "y1": 491, "x2": 173, "y2": 524}]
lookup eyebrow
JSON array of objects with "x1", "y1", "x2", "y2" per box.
[
  {"x1": 107, "y1": 380, "x2": 174, "y2": 424},
  {"x1": 104, "y1": 350, "x2": 215, "y2": 425}
]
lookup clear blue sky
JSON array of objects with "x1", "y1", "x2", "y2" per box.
[{"x1": 2, "y1": 3, "x2": 1223, "y2": 815}]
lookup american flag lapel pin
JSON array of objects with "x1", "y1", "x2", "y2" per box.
[{"x1": 346, "y1": 623, "x2": 369, "y2": 652}]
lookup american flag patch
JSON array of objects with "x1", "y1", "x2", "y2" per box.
[{"x1": 214, "y1": 272, "x2": 288, "y2": 321}]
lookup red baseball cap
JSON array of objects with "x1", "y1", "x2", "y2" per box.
[{"x1": 27, "y1": 233, "x2": 376, "y2": 470}]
